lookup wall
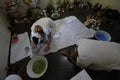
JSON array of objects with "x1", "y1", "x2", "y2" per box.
[
  {"x1": 0, "y1": 9, "x2": 11, "y2": 80},
  {"x1": 90, "y1": 0, "x2": 120, "y2": 12}
]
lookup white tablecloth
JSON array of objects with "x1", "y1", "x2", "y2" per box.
[
  {"x1": 10, "y1": 32, "x2": 32, "y2": 64},
  {"x1": 52, "y1": 16, "x2": 95, "y2": 50},
  {"x1": 36, "y1": 16, "x2": 95, "y2": 56}
]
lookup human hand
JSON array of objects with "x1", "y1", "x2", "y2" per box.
[
  {"x1": 31, "y1": 43, "x2": 37, "y2": 49},
  {"x1": 44, "y1": 46, "x2": 50, "y2": 52}
]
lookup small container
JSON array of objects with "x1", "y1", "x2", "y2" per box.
[
  {"x1": 95, "y1": 30, "x2": 111, "y2": 41},
  {"x1": 5, "y1": 74, "x2": 22, "y2": 80}
]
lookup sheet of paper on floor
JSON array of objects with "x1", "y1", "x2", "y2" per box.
[
  {"x1": 70, "y1": 69, "x2": 92, "y2": 80},
  {"x1": 10, "y1": 32, "x2": 32, "y2": 64}
]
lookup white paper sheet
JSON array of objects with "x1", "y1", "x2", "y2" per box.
[
  {"x1": 51, "y1": 16, "x2": 95, "y2": 51},
  {"x1": 10, "y1": 32, "x2": 32, "y2": 64},
  {"x1": 70, "y1": 69, "x2": 92, "y2": 80}
]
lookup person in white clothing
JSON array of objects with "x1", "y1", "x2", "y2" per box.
[
  {"x1": 59, "y1": 39, "x2": 120, "y2": 71},
  {"x1": 31, "y1": 17, "x2": 55, "y2": 53}
]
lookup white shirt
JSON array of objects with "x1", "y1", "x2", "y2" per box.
[
  {"x1": 31, "y1": 17, "x2": 55, "y2": 35},
  {"x1": 31, "y1": 17, "x2": 55, "y2": 43},
  {"x1": 76, "y1": 39, "x2": 120, "y2": 70}
]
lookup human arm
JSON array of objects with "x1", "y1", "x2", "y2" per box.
[
  {"x1": 76, "y1": 57, "x2": 91, "y2": 69},
  {"x1": 44, "y1": 32, "x2": 51, "y2": 52},
  {"x1": 31, "y1": 32, "x2": 41, "y2": 48}
]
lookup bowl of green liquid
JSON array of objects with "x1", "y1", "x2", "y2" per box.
[{"x1": 27, "y1": 56, "x2": 48, "y2": 78}]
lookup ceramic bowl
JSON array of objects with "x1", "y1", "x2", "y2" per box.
[{"x1": 95, "y1": 30, "x2": 111, "y2": 41}]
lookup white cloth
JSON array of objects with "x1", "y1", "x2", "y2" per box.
[
  {"x1": 52, "y1": 16, "x2": 95, "y2": 51},
  {"x1": 31, "y1": 17, "x2": 55, "y2": 35},
  {"x1": 32, "y1": 43, "x2": 41, "y2": 55},
  {"x1": 31, "y1": 16, "x2": 95, "y2": 56},
  {"x1": 10, "y1": 32, "x2": 32, "y2": 64},
  {"x1": 31, "y1": 17, "x2": 55, "y2": 45},
  {"x1": 30, "y1": 17, "x2": 56, "y2": 57},
  {"x1": 63, "y1": 16, "x2": 77, "y2": 23},
  {"x1": 76, "y1": 39, "x2": 120, "y2": 70}
]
